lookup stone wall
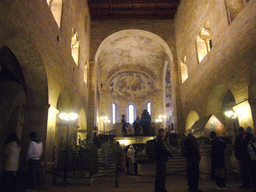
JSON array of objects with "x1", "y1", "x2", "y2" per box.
[
  {"x1": 0, "y1": 0, "x2": 90, "y2": 174},
  {"x1": 175, "y1": 0, "x2": 256, "y2": 133}
]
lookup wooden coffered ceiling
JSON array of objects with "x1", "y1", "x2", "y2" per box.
[{"x1": 88, "y1": 0, "x2": 180, "y2": 20}]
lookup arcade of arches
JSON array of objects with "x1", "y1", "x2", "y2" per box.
[{"x1": 0, "y1": 0, "x2": 256, "y2": 184}]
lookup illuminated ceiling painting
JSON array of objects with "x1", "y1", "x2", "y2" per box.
[
  {"x1": 109, "y1": 72, "x2": 154, "y2": 98},
  {"x1": 98, "y1": 35, "x2": 166, "y2": 73},
  {"x1": 96, "y1": 30, "x2": 173, "y2": 98}
]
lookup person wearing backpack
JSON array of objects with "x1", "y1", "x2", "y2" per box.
[
  {"x1": 181, "y1": 129, "x2": 202, "y2": 192},
  {"x1": 154, "y1": 128, "x2": 172, "y2": 192},
  {"x1": 238, "y1": 126, "x2": 256, "y2": 191}
]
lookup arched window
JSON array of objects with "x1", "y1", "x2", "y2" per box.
[
  {"x1": 71, "y1": 27, "x2": 79, "y2": 66},
  {"x1": 196, "y1": 20, "x2": 212, "y2": 63},
  {"x1": 225, "y1": 0, "x2": 246, "y2": 23},
  {"x1": 128, "y1": 104, "x2": 135, "y2": 124},
  {"x1": 112, "y1": 103, "x2": 116, "y2": 124},
  {"x1": 47, "y1": 0, "x2": 63, "y2": 28},
  {"x1": 146, "y1": 102, "x2": 151, "y2": 115},
  {"x1": 84, "y1": 63, "x2": 88, "y2": 85},
  {"x1": 181, "y1": 56, "x2": 188, "y2": 83}
]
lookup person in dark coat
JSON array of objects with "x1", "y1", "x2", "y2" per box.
[
  {"x1": 133, "y1": 116, "x2": 141, "y2": 136},
  {"x1": 92, "y1": 127, "x2": 100, "y2": 148},
  {"x1": 154, "y1": 128, "x2": 173, "y2": 192},
  {"x1": 210, "y1": 131, "x2": 227, "y2": 190},
  {"x1": 141, "y1": 109, "x2": 151, "y2": 136},
  {"x1": 238, "y1": 126, "x2": 256, "y2": 190},
  {"x1": 121, "y1": 114, "x2": 128, "y2": 136},
  {"x1": 181, "y1": 129, "x2": 202, "y2": 192},
  {"x1": 234, "y1": 127, "x2": 250, "y2": 189}
]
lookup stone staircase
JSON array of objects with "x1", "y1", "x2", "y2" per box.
[
  {"x1": 167, "y1": 146, "x2": 187, "y2": 175},
  {"x1": 96, "y1": 148, "x2": 116, "y2": 176},
  {"x1": 95, "y1": 142, "x2": 187, "y2": 177}
]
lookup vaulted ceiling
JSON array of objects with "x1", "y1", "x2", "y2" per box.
[
  {"x1": 88, "y1": 0, "x2": 180, "y2": 20},
  {"x1": 95, "y1": 29, "x2": 173, "y2": 99},
  {"x1": 88, "y1": 1, "x2": 179, "y2": 99}
]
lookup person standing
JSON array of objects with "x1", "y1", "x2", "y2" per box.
[
  {"x1": 101, "y1": 138, "x2": 110, "y2": 169},
  {"x1": 181, "y1": 129, "x2": 202, "y2": 192},
  {"x1": 210, "y1": 131, "x2": 227, "y2": 190},
  {"x1": 141, "y1": 109, "x2": 151, "y2": 136},
  {"x1": 127, "y1": 145, "x2": 136, "y2": 174},
  {"x1": 238, "y1": 126, "x2": 256, "y2": 190},
  {"x1": 2, "y1": 133, "x2": 21, "y2": 192},
  {"x1": 92, "y1": 127, "x2": 100, "y2": 148},
  {"x1": 133, "y1": 116, "x2": 141, "y2": 136},
  {"x1": 134, "y1": 146, "x2": 139, "y2": 174},
  {"x1": 154, "y1": 128, "x2": 172, "y2": 192},
  {"x1": 234, "y1": 127, "x2": 250, "y2": 189},
  {"x1": 121, "y1": 114, "x2": 128, "y2": 136},
  {"x1": 27, "y1": 132, "x2": 43, "y2": 192}
]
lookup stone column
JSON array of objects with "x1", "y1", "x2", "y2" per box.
[
  {"x1": 88, "y1": 61, "x2": 97, "y2": 138},
  {"x1": 153, "y1": 90, "x2": 164, "y2": 119}
]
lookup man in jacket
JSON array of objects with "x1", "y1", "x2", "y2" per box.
[
  {"x1": 154, "y1": 128, "x2": 172, "y2": 192},
  {"x1": 27, "y1": 132, "x2": 43, "y2": 191},
  {"x1": 181, "y1": 129, "x2": 202, "y2": 192}
]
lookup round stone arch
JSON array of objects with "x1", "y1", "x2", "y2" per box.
[
  {"x1": 185, "y1": 111, "x2": 200, "y2": 133},
  {"x1": 95, "y1": 29, "x2": 174, "y2": 91},
  {"x1": 57, "y1": 89, "x2": 75, "y2": 114},
  {"x1": 5, "y1": 38, "x2": 48, "y2": 106},
  {"x1": 95, "y1": 29, "x2": 174, "y2": 63},
  {"x1": 207, "y1": 84, "x2": 237, "y2": 136},
  {"x1": 55, "y1": 89, "x2": 77, "y2": 163},
  {"x1": 248, "y1": 59, "x2": 256, "y2": 134},
  {"x1": 207, "y1": 84, "x2": 235, "y2": 122},
  {"x1": 1, "y1": 38, "x2": 49, "y2": 170}
]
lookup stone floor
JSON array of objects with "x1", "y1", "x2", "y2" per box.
[{"x1": 40, "y1": 173, "x2": 255, "y2": 192}]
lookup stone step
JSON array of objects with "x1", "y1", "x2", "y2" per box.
[{"x1": 96, "y1": 149, "x2": 117, "y2": 175}]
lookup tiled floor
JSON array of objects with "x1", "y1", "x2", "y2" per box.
[{"x1": 41, "y1": 173, "x2": 254, "y2": 192}]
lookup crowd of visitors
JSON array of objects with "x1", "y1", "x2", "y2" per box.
[
  {"x1": 2, "y1": 123, "x2": 256, "y2": 192},
  {"x1": 1, "y1": 132, "x2": 43, "y2": 192},
  {"x1": 92, "y1": 122, "x2": 256, "y2": 192},
  {"x1": 122, "y1": 109, "x2": 152, "y2": 136}
]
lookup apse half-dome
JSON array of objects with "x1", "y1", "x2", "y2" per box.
[{"x1": 109, "y1": 72, "x2": 154, "y2": 98}]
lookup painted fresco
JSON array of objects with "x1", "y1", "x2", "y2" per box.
[
  {"x1": 109, "y1": 72, "x2": 154, "y2": 98},
  {"x1": 98, "y1": 34, "x2": 165, "y2": 73}
]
